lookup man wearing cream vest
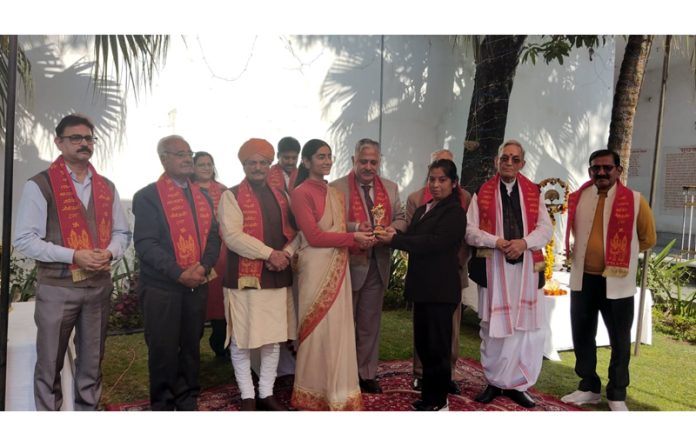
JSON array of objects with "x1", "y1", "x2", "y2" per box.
[{"x1": 562, "y1": 149, "x2": 656, "y2": 411}]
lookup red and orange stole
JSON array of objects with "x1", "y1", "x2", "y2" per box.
[
  {"x1": 477, "y1": 173, "x2": 545, "y2": 272},
  {"x1": 348, "y1": 171, "x2": 392, "y2": 226},
  {"x1": 267, "y1": 164, "x2": 297, "y2": 192},
  {"x1": 236, "y1": 179, "x2": 296, "y2": 289},
  {"x1": 47, "y1": 156, "x2": 113, "y2": 281},
  {"x1": 156, "y1": 175, "x2": 213, "y2": 269},
  {"x1": 566, "y1": 180, "x2": 635, "y2": 277}
]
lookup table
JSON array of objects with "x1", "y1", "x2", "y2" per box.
[
  {"x1": 461, "y1": 272, "x2": 653, "y2": 361},
  {"x1": 542, "y1": 271, "x2": 652, "y2": 361},
  {"x1": 5, "y1": 301, "x2": 75, "y2": 411}
]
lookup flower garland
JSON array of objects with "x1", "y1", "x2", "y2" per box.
[
  {"x1": 539, "y1": 177, "x2": 570, "y2": 296},
  {"x1": 544, "y1": 237, "x2": 555, "y2": 281}
]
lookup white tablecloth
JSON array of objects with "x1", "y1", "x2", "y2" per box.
[
  {"x1": 542, "y1": 271, "x2": 652, "y2": 361},
  {"x1": 462, "y1": 271, "x2": 653, "y2": 361},
  {"x1": 5, "y1": 301, "x2": 75, "y2": 411}
]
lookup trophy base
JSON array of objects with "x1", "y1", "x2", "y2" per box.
[{"x1": 372, "y1": 225, "x2": 386, "y2": 236}]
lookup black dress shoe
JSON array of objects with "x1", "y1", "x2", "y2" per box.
[
  {"x1": 240, "y1": 398, "x2": 256, "y2": 411},
  {"x1": 411, "y1": 399, "x2": 425, "y2": 410},
  {"x1": 413, "y1": 400, "x2": 449, "y2": 411},
  {"x1": 503, "y1": 389, "x2": 536, "y2": 408},
  {"x1": 448, "y1": 380, "x2": 461, "y2": 395},
  {"x1": 359, "y1": 378, "x2": 383, "y2": 394},
  {"x1": 412, "y1": 378, "x2": 422, "y2": 391},
  {"x1": 474, "y1": 385, "x2": 502, "y2": 404},
  {"x1": 256, "y1": 395, "x2": 287, "y2": 411}
]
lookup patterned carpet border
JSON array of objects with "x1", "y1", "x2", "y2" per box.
[{"x1": 106, "y1": 358, "x2": 583, "y2": 411}]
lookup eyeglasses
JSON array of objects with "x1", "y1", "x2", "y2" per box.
[
  {"x1": 165, "y1": 151, "x2": 194, "y2": 159},
  {"x1": 244, "y1": 160, "x2": 272, "y2": 168},
  {"x1": 499, "y1": 155, "x2": 522, "y2": 164},
  {"x1": 61, "y1": 134, "x2": 97, "y2": 144},
  {"x1": 589, "y1": 164, "x2": 616, "y2": 174}
]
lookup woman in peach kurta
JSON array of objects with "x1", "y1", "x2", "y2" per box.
[{"x1": 289, "y1": 139, "x2": 375, "y2": 410}]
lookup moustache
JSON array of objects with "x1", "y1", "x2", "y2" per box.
[
  {"x1": 77, "y1": 146, "x2": 92, "y2": 154},
  {"x1": 595, "y1": 176, "x2": 609, "y2": 180}
]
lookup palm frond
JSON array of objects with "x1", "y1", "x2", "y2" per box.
[
  {"x1": 92, "y1": 35, "x2": 169, "y2": 99},
  {"x1": 1, "y1": 35, "x2": 33, "y2": 130}
]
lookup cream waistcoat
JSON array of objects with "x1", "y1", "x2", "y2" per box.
[{"x1": 569, "y1": 183, "x2": 640, "y2": 299}]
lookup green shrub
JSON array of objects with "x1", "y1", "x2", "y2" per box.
[
  {"x1": 643, "y1": 240, "x2": 696, "y2": 318},
  {"x1": 383, "y1": 250, "x2": 408, "y2": 310},
  {"x1": 653, "y1": 307, "x2": 696, "y2": 344},
  {"x1": 644, "y1": 240, "x2": 696, "y2": 343},
  {"x1": 108, "y1": 255, "x2": 143, "y2": 333}
]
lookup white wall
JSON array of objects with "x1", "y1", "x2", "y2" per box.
[{"x1": 3, "y1": 35, "x2": 617, "y2": 239}]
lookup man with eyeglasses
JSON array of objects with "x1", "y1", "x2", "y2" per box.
[
  {"x1": 330, "y1": 138, "x2": 407, "y2": 394},
  {"x1": 268, "y1": 136, "x2": 300, "y2": 193},
  {"x1": 13, "y1": 113, "x2": 131, "y2": 410},
  {"x1": 562, "y1": 149, "x2": 655, "y2": 411},
  {"x1": 466, "y1": 139, "x2": 553, "y2": 408},
  {"x1": 217, "y1": 139, "x2": 298, "y2": 410},
  {"x1": 132, "y1": 135, "x2": 221, "y2": 410}
]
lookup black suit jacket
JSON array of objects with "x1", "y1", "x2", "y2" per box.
[
  {"x1": 391, "y1": 192, "x2": 466, "y2": 304},
  {"x1": 133, "y1": 182, "x2": 221, "y2": 292}
]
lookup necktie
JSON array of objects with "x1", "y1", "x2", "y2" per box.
[{"x1": 362, "y1": 184, "x2": 374, "y2": 225}]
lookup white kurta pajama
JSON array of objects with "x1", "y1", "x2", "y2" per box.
[
  {"x1": 466, "y1": 179, "x2": 553, "y2": 391},
  {"x1": 218, "y1": 189, "x2": 299, "y2": 399}
]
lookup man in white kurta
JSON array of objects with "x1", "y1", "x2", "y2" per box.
[
  {"x1": 218, "y1": 138, "x2": 299, "y2": 411},
  {"x1": 465, "y1": 140, "x2": 553, "y2": 408}
]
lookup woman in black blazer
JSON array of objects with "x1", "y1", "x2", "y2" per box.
[{"x1": 377, "y1": 159, "x2": 466, "y2": 411}]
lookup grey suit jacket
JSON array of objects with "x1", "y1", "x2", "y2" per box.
[
  {"x1": 406, "y1": 186, "x2": 471, "y2": 289},
  {"x1": 330, "y1": 174, "x2": 407, "y2": 291}
]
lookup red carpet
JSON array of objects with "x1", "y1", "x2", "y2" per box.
[{"x1": 106, "y1": 358, "x2": 581, "y2": 411}]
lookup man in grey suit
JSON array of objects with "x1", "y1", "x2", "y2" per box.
[{"x1": 330, "y1": 138, "x2": 407, "y2": 393}]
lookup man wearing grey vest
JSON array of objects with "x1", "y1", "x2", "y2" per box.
[
  {"x1": 13, "y1": 114, "x2": 131, "y2": 410},
  {"x1": 330, "y1": 138, "x2": 407, "y2": 393}
]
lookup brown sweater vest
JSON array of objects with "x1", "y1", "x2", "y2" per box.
[
  {"x1": 223, "y1": 183, "x2": 293, "y2": 290},
  {"x1": 31, "y1": 170, "x2": 114, "y2": 288}
]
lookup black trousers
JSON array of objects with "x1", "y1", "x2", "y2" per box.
[
  {"x1": 570, "y1": 273, "x2": 634, "y2": 401},
  {"x1": 139, "y1": 284, "x2": 208, "y2": 410},
  {"x1": 413, "y1": 302, "x2": 458, "y2": 406}
]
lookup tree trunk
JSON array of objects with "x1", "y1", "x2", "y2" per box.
[
  {"x1": 608, "y1": 35, "x2": 653, "y2": 185},
  {"x1": 460, "y1": 35, "x2": 526, "y2": 194}
]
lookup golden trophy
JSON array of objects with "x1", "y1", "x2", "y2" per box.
[{"x1": 370, "y1": 204, "x2": 386, "y2": 235}]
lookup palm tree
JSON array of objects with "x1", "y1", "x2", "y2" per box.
[
  {"x1": 458, "y1": 35, "x2": 526, "y2": 194},
  {"x1": 609, "y1": 35, "x2": 696, "y2": 185},
  {"x1": 608, "y1": 35, "x2": 654, "y2": 184},
  {"x1": 456, "y1": 35, "x2": 604, "y2": 194}
]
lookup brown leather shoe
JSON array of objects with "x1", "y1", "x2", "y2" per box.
[
  {"x1": 257, "y1": 395, "x2": 286, "y2": 411},
  {"x1": 240, "y1": 398, "x2": 256, "y2": 411}
]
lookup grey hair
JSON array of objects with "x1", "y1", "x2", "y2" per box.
[
  {"x1": 354, "y1": 138, "x2": 381, "y2": 157},
  {"x1": 157, "y1": 135, "x2": 190, "y2": 157},
  {"x1": 497, "y1": 139, "x2": 525, "y2": 159}
]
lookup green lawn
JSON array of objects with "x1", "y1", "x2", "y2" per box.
[{"x1": 101, "y1": 308, "x2": 696, "y2": 411}]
